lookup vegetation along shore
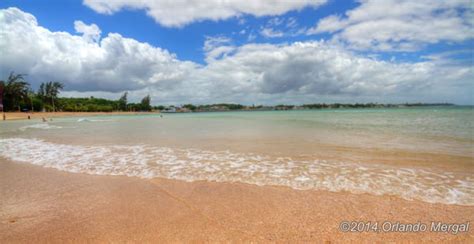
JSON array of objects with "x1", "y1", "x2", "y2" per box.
[{"x1": 1, "y1": 72, "x2": 456, "y2": 116}]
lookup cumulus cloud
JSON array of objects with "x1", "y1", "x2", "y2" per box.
[
  {"x1": 74, "y1": 20, "x2": 101, "y2": 43},
  {"x1": 82, "y1": 0, "x2": 328, "y2": 27},
  {"x1": 1, "y1": 7, "x2": 472, "y2": 104},
  {"x1": 0, "y1": 7, "x2": 196, "y2": 93},
  {"x1": 308, "y1": 0, "x2": 474, "y2": 51},
  {"x1": 197, "y1": 42, "x2": 472, "y2": 102}
]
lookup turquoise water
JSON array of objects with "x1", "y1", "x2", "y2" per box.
[{"x1": 1, "y1": 107, "x2": 473, "y2": 205}]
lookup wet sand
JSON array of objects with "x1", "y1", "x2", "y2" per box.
[
  {"x1": 1, "y1": 112, "x2": 160, "y2": 121},
  {"x1": 1, "y1": 159, "x2": 473, "y2": 242}
]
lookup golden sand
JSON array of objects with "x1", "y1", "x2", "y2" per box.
[{"x1": 1, "y1": 159, "x2": 472, "y2": 242}]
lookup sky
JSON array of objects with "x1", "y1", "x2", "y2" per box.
[{"x1": 0, "y1": 0, "x2": 472, "y2": 105}]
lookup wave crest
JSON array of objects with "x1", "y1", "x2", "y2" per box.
[
  {"x1": 0, "y1": 138, "x2": 472, "y2": 206},
  {"x1": 19, "y1": 123, "x2": 63, "y2": 131}
]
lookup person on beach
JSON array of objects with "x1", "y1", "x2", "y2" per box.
[
  {"x1": 2, "y1": 113, "x2": 5, "y2": 121},
  {"x1": 42, "y1": 117, "x2": 47, "y2": 122}
]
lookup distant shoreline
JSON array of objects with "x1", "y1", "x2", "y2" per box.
[
  {"x1": 2, "y1": 104, "x2": 470, "y2": 121},
  {"x1": 162, "y1": 103, "x2": 466, "y2": 113},
  {"x1": 1, "y1": 111, "x2": 161, "y2": 121},
  {"x1": 168, "y1": 102, "x2": 457, "y2": 113}
]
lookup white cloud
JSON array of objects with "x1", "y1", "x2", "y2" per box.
[
  {"x1": 309, "y1": 15, "x2": 345, "y2": 33},
  {"x1": 260, "y1": 17, "x2": 303, "y2": 38},
  {"x1": 308, "y1": 0, "x2": 474, "y2": 51},
  {"x1": 247, "y1": 31, "x2": 257, "y2": 42},
  {"x1": 268, "y1": 17, "x2": 284, "y2": 26},
  {"x1": 203, "y1": 36, "x2": 232, "y2": 51},
  {"x1": 203, "y1": 36, "x2": 235, "y2": 63},
  {"x1": 286, "y1": 17, "x2": 298, "y2": 28},
  {"x1": 197, "y1": 41, "x2": 472, "y2": 103},
  {"x1": 1, "y1": 7, "x2": 472, "y2": 104},
  {"x1": 0, "y1": 7, "x2": 196, "y2": 93},
  {"x1": 260, "y1": 27, "x2": 284, "y2": 38},
  {"x1": 237, "y1": 17, "x2": 246, "y2": 25},
  {"x1": 74, "y1": 20, "x2": 101, "y2": 43},
  {"x1": 82, "y1": 0, "x2": 327, "y2": 27}
]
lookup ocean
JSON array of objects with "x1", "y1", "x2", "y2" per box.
[{"x1": 1, "y1": 107, "x2": 473, "y2": 205}]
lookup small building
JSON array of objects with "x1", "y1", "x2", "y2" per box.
[{"x1": 162, "y1": 107, "x2": 176, "y2": 113}]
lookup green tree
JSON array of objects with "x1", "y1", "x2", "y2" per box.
[
  {"x1": 37, "y1": 83, "x2": 45, "y2": 101},
  {"x1": 140, "y1": 95, "x2": 151, "y2": 111},
  {"x1": 27, "y1": 89, "x2": 37, "y2": 111},
  {"x1": 118, "y1": 91, "x2": 128, "y2": 111},
  {"x1": 154, "y1": 105, "x2": 165, "y2": 110},
  {"x1": 39, "y1": 81, "x2": 64, "y2": 112},
  {"x1": 183, "y1": 104, "x2": 196, "y2": 111},
  {"x1": 1, "y1": 72, "x2": 30, "y2": 111}
]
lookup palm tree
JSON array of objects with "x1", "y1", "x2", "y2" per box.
[
  {"x1": 140, "y1": 95, "x2": 151, "y2": 111},
  {"x1": 118, "y1": 91, "x2": 128, "y2": 111},
  {"x1": 41, "y1": 81, "x2": 64, "y2": 112},
  {"x1": 27, "y1": 89, "x2": 36, "y2": 112},
  {"x1": 37, "y1": 83, "x2": 45, "y2": 99},
  {"x1": 1, "y1": 72, "x2": 30, "y2": 111}
]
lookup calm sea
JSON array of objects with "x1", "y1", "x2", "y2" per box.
[{"x1": 1, "y1": 107, "x2": 473, "y2": 205}]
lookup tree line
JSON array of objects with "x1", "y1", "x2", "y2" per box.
[
  {"x1": 0, "y1": 72, "x2": 453, "y2": 113},
  {"x1": 0, "y1": 72, "x2": 153, "y2": 112},
  {"x1": 178, "y1": 102, "x2": 453, "y2": 112}
]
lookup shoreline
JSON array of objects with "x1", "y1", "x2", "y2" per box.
[
  {"x1": 1, "y1": 159, "x2": 473, "y2": 242},
  {"x1": 2, "y1": 105, "x2": 470, "y2": 121},
  {"x1": 1, "y1": 111, "x2": 161, "y2": 121}
]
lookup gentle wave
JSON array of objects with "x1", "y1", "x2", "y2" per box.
[
  {"x1": 19, "y1": 123, "x2": 63, "y2": 131},
  {"x1": 0, "y1": 138, "x2": 472, "y2": 206},
  {"x1": 77, "y1": 118, "x2": 113, "y2": 122}
]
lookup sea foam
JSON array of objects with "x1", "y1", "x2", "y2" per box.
[
  {"x1": 0, "y1": 138, "x2": 472, "y2": 206},
  {"x1": 77, "y1": 118, "x2": 113, "y2": 122},
  {"x1": 19, "y1": 123, "x2": 63, "y2": 131}
]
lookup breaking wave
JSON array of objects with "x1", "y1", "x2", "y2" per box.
[
  {"x1": 19, "y1": 123, "x2": 63, "y2": 131},
  {"x1": 0, "y1": 138, "x2": 472, "y2": 206},
  {"x1": 77, "y1": 118, "x2": 113, "y2": 122}
]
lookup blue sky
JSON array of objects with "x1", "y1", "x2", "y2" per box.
[
  {"x1": 0, "y1": 0, "x2": 472, "y2": 104},
  {"x1": 0, "y1": 0, "x2": 355, "y2": 63}
]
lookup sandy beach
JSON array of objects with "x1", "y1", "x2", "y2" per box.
[
  {"x1": 1, "y1": 109, "x2": 473, "y2": 242},
  {"x1": 1, "y1": 0, "x2": 473, "y2": 242},
  {"x1": 1, "y1": 112, "x2": 160, "y2": 121},
  {"x1": 1, "y1": 159, "x2": 472, "y2": 242}
]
